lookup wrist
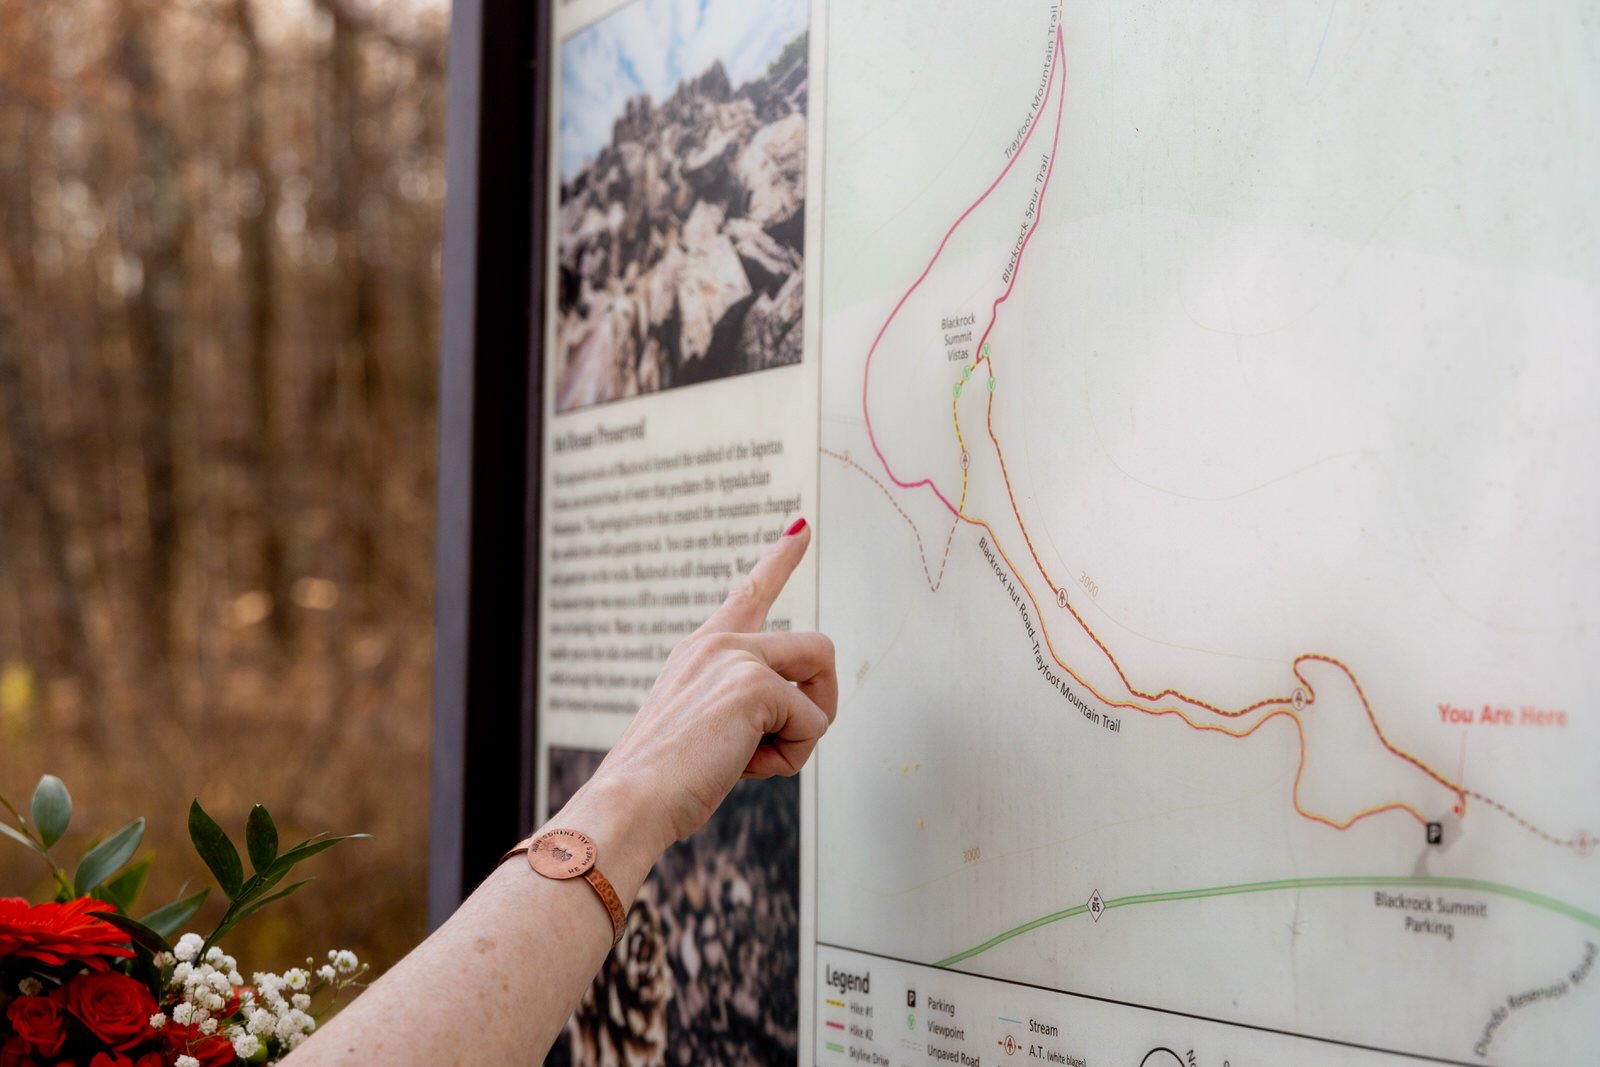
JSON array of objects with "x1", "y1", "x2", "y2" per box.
[{"x1": 545, "y1": 773, "x2": 670, "y2": 908}]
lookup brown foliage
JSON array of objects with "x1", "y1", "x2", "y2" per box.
[{"x1": 0, "y1": 0, "x2": 448, "y2": 978}]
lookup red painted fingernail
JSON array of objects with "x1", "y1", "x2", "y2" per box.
[{"x1": 785, "y1": 517, "x2": 808, "y2": 536}]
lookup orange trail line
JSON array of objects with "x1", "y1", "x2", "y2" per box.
[
  {"x1": 964, "y1": 511, "x2": 1436, "y2": 830},
  {"x1": 976, "y1": 367, "x2": 1464, "y2": 807}
]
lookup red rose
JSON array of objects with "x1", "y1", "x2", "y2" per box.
[
  {"x1": 0, "y1": 897, "x2": 135, "y2": 971},
  {"x1": 89, "y1": 1053, "x2": 163, "y2": 1067},
  {"x1": 4, "y1": 994, "x2": 66, "y2": 1056},
  {"x1": 0, "y1": 1034, "x2": 37, "y2": 1067},
  {"x1": 161, "y1": 1022, "x2": 236, "y2": 1067},
  {"x1": 61, "y1": 972, "x2": 156, "y2": 1051}
]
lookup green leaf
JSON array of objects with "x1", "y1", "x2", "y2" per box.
[
  {"x1": 188, "y1": 799, "x2": 243, "y2": 898},
  {"x1": 0, "y1": 821, "x2": 40, "y2": 853},
  {"x1": 245, "y1": 805, "x2": 278, "y2": 874},
  {"x1": 96, "y1": 911, "x2": 170, "y2": 955},
  {"x1": 142, "y1": 888, "x2": 210, "y2": 940},
  {"x1": 30, "y1": 775, "x2": 71, "y2": 848},
  {"x1": 74, "y1": 818, "x2": 145, "y2": 895},
  {"x1": 102, "y1": 853, "x2": 154, "y2": 912},
  {"x1": 211, "y1": 879, "x2": 311, "y2": 944},
  {"x1": 264, "y1": 833, "x2": 370, "y2": 881}
]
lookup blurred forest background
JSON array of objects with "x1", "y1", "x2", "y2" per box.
[{"x1": 0, "y1": 0, "x2": 449, "y2": 976}]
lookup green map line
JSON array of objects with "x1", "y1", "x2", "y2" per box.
[{"x1": 934, "y1": 875, "x2": 1600, "y2": 968}]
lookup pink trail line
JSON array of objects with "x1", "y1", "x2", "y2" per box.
[
  {"x1": 861, "y1": 23, "x2": 1067, "y2": 515},
  {"x1": 972, "y1": 31, "x2": 1068, "y2": 374}
]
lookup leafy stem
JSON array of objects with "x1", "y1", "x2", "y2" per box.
[
  {"x1": 188, "y1": 799, "x2": 368, "y2": 955},
  {"x1": 0, "y1": 788, "x2": 76, "y2": 899}
]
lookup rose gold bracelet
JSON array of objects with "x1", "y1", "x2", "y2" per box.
[{"x1": 500, "y1": 828, "x2": 626, "y2": 946}]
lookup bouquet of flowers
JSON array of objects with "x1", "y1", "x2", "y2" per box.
[{"x1": 1, "y1": 775, "x2": 367, "y2": 1066}]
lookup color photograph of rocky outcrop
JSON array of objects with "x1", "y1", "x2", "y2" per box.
[
  {"x1": 545, "y1": 746, "x2": 801, "y2": 1067},
  {"x1": 554, "y1": 0, "x2": 808, "y2": 412}
]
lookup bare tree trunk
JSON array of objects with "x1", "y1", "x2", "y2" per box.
[
  {"x1": 233, "y1": 0, "x2": 292, "y2": 646},
  {"x1": 0, "y1": 94, "x2": 36, "y2": 294},
  {"x1": 0, "y1": 285, "x2": 103, "y2": 742},
  {"x1": 116, "y1": 5, "x2": 186, "y2": 663},
  {"x1": 320, "y1": 0, "x2": 382, "y2": 608}
]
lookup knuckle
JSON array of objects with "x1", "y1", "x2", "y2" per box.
[
  {"x1": 728, "y1": 574, "x2": 763, "y2": 607},
  {"x1": 668, "y1": 634, "x2": 716, "y2": 673},
  {"x1": 738, "y1": 658, "x2": 778, "y2": 690},
  {"x1": 699, "y1": 631, "x2": 743, "y2": 657}
]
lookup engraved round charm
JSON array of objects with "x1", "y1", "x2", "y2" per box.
[{"x1": 527, "y1": 828, "x2": 597, "y2": 880}]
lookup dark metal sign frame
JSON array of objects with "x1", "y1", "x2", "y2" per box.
[{"x1": 427, "y1": 0, "x2": 551, "y2": 929}]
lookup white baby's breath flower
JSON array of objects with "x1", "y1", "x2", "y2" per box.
[
  {"x1": 247, "y1": 1008, "x2": 275, "y2": 1036},
  {"x1": 275, "y1": 1007, "x2": 315, "y2": 1042},
  {"x1": 205, "y1": 946, "x2": 224, "y2": 964},
  {"x1": 233, "y1": 1033, "x2": 261, "y2": 1059},
  {"x1": 331, "y1": 950, "x2": 359, "y2": 974},
  {"x1": 171, "y1": 961, "x2": 194, "y2": 985},
  {"x1": 154, "y1": 951, "x2": 176, "y2": 968},
  {"x1": 176, "y1": 1056, "x2": 201, "y2": 1067},
  {"x1": 292, "y1": 993, "x2": 312, "y2": 1011},
  {"x1": 285, "y1": 968, "x2": 309, "y2": 991},
  {"x1": 17, "y1": 977, "x2": 43, "y2": 996},
  {"x1": 149, "y1": 1013, "x2": 167, "y2": 1030},
  {"x1": 171, "y1": 1002, "x2": 195, "y2": 1025},
  {"x1": 227, "y1": 969, "x2": 244, "y2": 987},
  {"x1": 204, "y1": 992, "x2": 225, "y2": 1012},
  {"x1": 253, "y1": 973, "x2": 287, "y2": 1008},
  {"x1": 199, "y1": 1017, "x2": 219, "y2": 1035},
  {"x1": 208, "y1": 971, "x2": 233, "y2": 995},
  {"x1": 175, "y1": 933, "x2": 204, "y2": 962},
  {"x1": 317, "y1": 965, "x2": 336, "y2": 983}
]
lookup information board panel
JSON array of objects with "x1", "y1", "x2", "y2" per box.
[
  {"x1": 533, "y1": 1, "x2": 1599, "y2": 1064},
  {"x1": 811, "y1": 3, "x2": 1598, "y2": 1065},
  {"x1": 534, "y1": 0, "x2": 821, "y2": 1062}
]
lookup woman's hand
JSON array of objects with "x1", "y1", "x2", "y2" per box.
[{"x1": 567, "y1": 519, "x2": 836, "y2": 855}]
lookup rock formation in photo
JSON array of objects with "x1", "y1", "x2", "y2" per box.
[{"x1": 555, "y1": 38, "x2": 808, "y2": 411}]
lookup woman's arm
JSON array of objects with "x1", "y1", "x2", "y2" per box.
[{"x1": 287, "y1": 520, "x2": 834, "y2": 1065}]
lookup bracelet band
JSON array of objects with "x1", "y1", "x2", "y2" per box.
[{"x1": 500, "y1": 829, "x2": 627, "y2": 946}]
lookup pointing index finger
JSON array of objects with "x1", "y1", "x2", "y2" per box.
[{"x1": 698, "y1": 518, "x2": 809, "y2": 634}]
